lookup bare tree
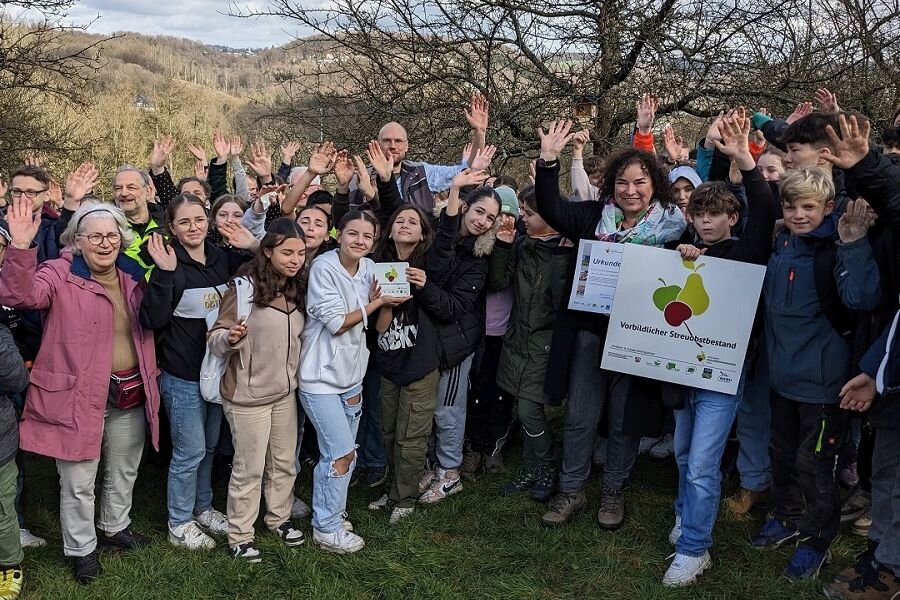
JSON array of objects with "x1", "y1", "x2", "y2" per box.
[{"x1": 233, "y1": 0, "x2": 900, "y2": 167}]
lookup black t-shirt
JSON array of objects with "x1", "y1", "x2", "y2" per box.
[{"x1": 375, "y1": 299, "x2": 439, "y2": 386}]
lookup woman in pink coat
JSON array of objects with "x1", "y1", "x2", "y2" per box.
[{"x1": 0, "y1": 198, "x2": 161, "y2": 585}]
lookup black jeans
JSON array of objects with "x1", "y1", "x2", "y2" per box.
[
  {"x1": 465, "y1": 336, "x2": 515, "y2": 456},
  {"x1": 770, "y1": 393, "x2": 848, "y2": 550}
]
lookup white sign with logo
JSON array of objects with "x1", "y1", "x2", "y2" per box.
[
  {"x1": 567, "y1": 240, "x2": 624, "y2": 315},
  {"x1": 601, "y1": 244, "x2": 765, "y2": 394}
]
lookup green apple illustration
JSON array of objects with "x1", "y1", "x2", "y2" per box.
[{"x1": 653, "y1": 278, "x2": 681, "y2": 311}]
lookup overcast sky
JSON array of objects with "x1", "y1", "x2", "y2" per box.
[{"x1": 31, "y1": 0, "x2": 310, "y2": 48}]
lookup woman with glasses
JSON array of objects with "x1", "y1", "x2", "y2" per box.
[
  {"x1": 0, "y1": 198, "x2": 161, "y2": 585},
  {"x1": 139, "y1": 194, "x2": 258, "y2": 551}
]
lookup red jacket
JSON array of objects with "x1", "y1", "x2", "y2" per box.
[{"x1": 0, "y1": 247, "x2": 160, "y2": 461}]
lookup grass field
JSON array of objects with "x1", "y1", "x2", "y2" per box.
[{"x1": 16, "y1": 433, "x2": 864, "y2": 600}]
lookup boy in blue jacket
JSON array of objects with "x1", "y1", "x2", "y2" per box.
[{"x1": 751, "y1": 158, "x2": 881, "y2": 579}]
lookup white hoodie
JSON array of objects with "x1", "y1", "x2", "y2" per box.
[{"x1": 300, "y1": 249, "x2": 374, "y2": 394}]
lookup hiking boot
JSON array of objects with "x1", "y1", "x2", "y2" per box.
[
  {"x1": 725, "y1": 487, "x2": 768, "y2": 517},
  {"x1": 662, "y1": 551, "x2": 711, "y2": 587},
  {"x1": 19, "y1": 528, "x2": 46, "y2": 548},
  {"x1": 484, "y1": 453, "x2": 505, "y2": 474},
  {"x1": 784, "y1": 545, "x2": 831, "y2": 579},
  {"x1": 529, "y1": 467, "x2": 556, "y2": 502},
  {"x1": 313, "y1": 528, "x2": 365, "y2": 554},
  {"x1": 169, "y1": 520, "x2": 216, "y2": 550},
  {"x1": 0, "y1": 566, "x2": 24, "y2": 599},
  {"x1": 72, "y1": 551, "x2": 102, "y2": 584},
  {"x1": 852, "y1": 513, "x2": 872, "y2": 537},
  {"x1": 842, "y1": 490, "x2": 871, "y2": 524},
  {"x1": 291, "y1": 496, "x2": 311, "y2": 519},
  {"x1": 418, "y1": 467, "x2": 437, "y2": 495},
  {"x1": 649, "y1": 434, "x2": 675, "y2": 459},
  {"x1": 273, "y1": 522, "x2": 305, "y2": 547},
  {"x1": 98, "y1": 527, "x2": 150, "y2": 552},
  {"x1": 597, "y1": 488, "x2": 625, "y2": 530},
  {"x1": 195, "y1": 508, "x2": 228, "y2": 535},
  {"x1": 839, "y1": 461, "x2": 860, "y2": 489},
  {"x1": 541, "y1": 491, "x2": 587, "y2": 528},
  {"x1": 669, "y1": 515, "x2": 683, "y2": 545},
  {"x1": 638, "y1": 436, "x2": 660, "y2": 455},
  {"x1": 501, "y1": 468, "x2": 538, "y2": 496},
  {"x1": 389, "y1": 506, "x2": 414, "y2": 525},
  {"x1": 750, "y1": 518, "x2": 798, "y2": 549},
  {"x1": 231, "y1": 542, "x2": 262, "y2": 563},
  {"x1": 460, "y1": 451, "x2": 483, "y2": 480},
  {"x1": 365, "y1": 465, "x2": 389, "y2": 488},
  {"x1": 419, "y1": 468, "x2": 463, "y2": 505}
]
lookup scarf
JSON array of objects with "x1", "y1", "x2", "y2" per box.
[{"x1": 595, "y1": 200, "x2": 686, "y2": 247}]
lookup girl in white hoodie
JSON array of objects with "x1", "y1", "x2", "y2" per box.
[{"x1": 299, "y1": 210, "x2": 402, "y2": 553}]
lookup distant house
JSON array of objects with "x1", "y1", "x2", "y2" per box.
[{"x1": 134, "y1": 95, "x2": 156, "y2": 111}]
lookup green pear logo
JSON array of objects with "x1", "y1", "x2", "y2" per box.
[
  {"x1": 651, "y1": 260, "x2": 710, "y2": 346},
  {"x1": 385, "y1": 266, "x2": 398, "y2": 282}
]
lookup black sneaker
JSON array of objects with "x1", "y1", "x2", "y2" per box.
[
  {"x1": 231, "y1": 541, "x2": 262, "y2": 563},
  {"x1": 72, "y1": 550, "x2": 102, "y2": 584},
  {"x1": 529, "y1": 467, "x2": 557, "y2": 502},
  {"x1": 365, "y1": 465, "x2": 389, "y2": 488},
  {"x1": 98, "y1": 527, "x2": 150, "y2": 552},
  {"x1": 501, "y1": 468, "x2": 537, "y2": 495},
  {"x1": 349, "y1": 464, "x2": 366, "y2": 487},
  {"x1": 274, "y1": 522, "x2": 305, "y2": 547}
]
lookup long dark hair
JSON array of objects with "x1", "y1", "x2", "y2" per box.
[
  {"x1": 376, "y1": 204, "x2": 434, "y2": 267},
  {"x1": 599, "y1": 148, "x2": 673, "y2": 208},
  {"x1": 238, "y1": 217, "x2": 308, "y2": 309}
]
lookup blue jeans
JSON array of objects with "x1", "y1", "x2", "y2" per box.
[
  {"x1": 299, "y1": 385, "x2": 363, "y2": 533},
  {"x1": 735, "y1": 344, "x2": 771, "y2": 492},
  {"x1": 160, "y1": 371, "x2": 223, "y2": 527},
  {"x1": 674, "y1": 368, "x2": 747, "y2": 556},
  {"x1": 356, "y1": 362, "x2": 387, "y2": 469}
]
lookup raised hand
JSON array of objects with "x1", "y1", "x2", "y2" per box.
[
  {"x1": 193, "y1": 159, "x2": 207, "y2": 181},
  {"x1": 64, "y1": 162, "x2": 99, "y2": 204},
  {"x1": 366, "y1": 140, "x2": 395, "y2": 182},
  {"x1": 450, "y1": 168, "x2": 488, "y2": 190},
  {"x1": 786, "y1": 102, "x2": 813, "y2": 125},
  {"x1": 636, "y1": 93, "x2": 659, "y2": 134},
  {"x1": 281, "y1": 140, "x2": 301, "y2": 165},
  {"x1": 838, "y1": 198, "x2": 873, "y2": 244},
  {"x1": 247, "y1": 142, "x2": 273, "y2": 177},
  {"x1": 307, "y1": 141, "x2": 336, "y2": 176},
  {"x1": 212, "y1": 130, "x2": 230, "y2": 160},
  {"x1": 352, "y1": 155, "x2": 376, "y2": 200},
  {"x1": 814, "y1": 88, "x2": 840, "y2": 113},
  {"x1": 461, "y1": 142, "x2": 473, "y2": 165},
  {"x1": 705, "y1": 111, "x2": 725, "y2": 146},
  {"x1": 147, "y1": 233, "x2": 177, "y2": 271},
  {"x1": 496, "y1": 214, "x2": 516, "y2": 243},
  {"x1": 7, "y1": 196, "x2": 42, "y2": 249},
  {"x1": 572, "y1": 129, "x2": 590, "y2": 152},
  {"x1": 712, "y1": 112, "x2": 751, "y2": 158},
  {"x1": 823, "y1": 113, "x2": 871, "y2": 170},
  {"x1": 470, "y1": 144, "x2": 497, "y2": 172},
  {"x1": 48, "y1": 180, "x2": 63, "y2": 209},
  {"x1": 228, "y1": 135, "x2": 243, "y2": 158},
  {"x1": 663, "y1": 125, "x2": 684, "y2": 163},
  {"x1": 538, "y1": 120, "x2": 575, "y2": 162},
  {"x1": 219, "y1": 221, "x2": 259, "y2": 251},
  {"x1": 333, "y1": 150, "x2": 354, "y2": 189},
  {"x1": 465, "y1": 92, "x2": 489, "y2": 132},
  {"x1": 186, "y1": 142, "x2": 207, "y2": 165},
  {"x1": 150, "y1": 135, "x2": 176, "y2": 172}
]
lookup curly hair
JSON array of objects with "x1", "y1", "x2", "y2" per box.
[
  {"x1": 237, "y1": 217, "x2": 308, "y2": 309},
  {"x1": 599, "y1": 148, "x2": 672, "y2": 208}
]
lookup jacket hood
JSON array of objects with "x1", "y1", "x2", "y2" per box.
[
  {"x1": 314, "y1": 247, "x2": 371, "y2": 279},
  {"x1": 432, "y1": 200, "x2": 498, "y2": 258}
]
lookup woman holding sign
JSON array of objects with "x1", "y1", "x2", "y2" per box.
[{"x1": 534, "y1": 120, "x2": 686, "y2": 530}]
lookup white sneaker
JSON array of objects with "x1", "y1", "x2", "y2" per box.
[
  {"x1": 669, "y1": 515, "x2": 682, "y2": 545},
  {"x1": 341, "y1": 511, "x2": 354, "y2": 532},
  {"x1": 390, "y1": 506, "x2": 414, "y2": 524},
  {"x1": 638, "y1": 437, "x2": 660, "y2": 455},
  {"x1": 662, "y1": 551, "x2": 711, "y2": 587},
  {"x1": 169, "y1": 521, "x2": 216, "y2": 550},
  {"x1": 418, "y1": 468, "x2": 462, "y2": 505},
  {"x1": 291, "y1": 496, "x2": 311, "y2": 519},
  {"x1": 368, "y1": 494, "x2": 389, "y2": 511},
  {"x1": 650, "y1": 434, "x2": 675, "y2": 459},
  {"x1": 195, "y1": 508, "x2": 228, "y2": 535},
  {"x1": 20, "y1": 528, "x2": 47, "y2": 548},
  {"x1": 313, "y1": 528, "x2": 365, "y2": 554},
  {"x1": 418, "y1": 468, "x2": 436, "y2": 495}
]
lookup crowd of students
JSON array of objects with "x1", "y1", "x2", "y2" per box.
[{"x1": 0, "y1": 90, "x2": 898, "y2": 599}]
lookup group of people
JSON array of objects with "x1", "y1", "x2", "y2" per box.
[{"x1": 0, "y1": 89, "x2": 898, "y2": 600}]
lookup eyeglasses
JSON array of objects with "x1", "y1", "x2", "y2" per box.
[
  {"x1": 173, "y1": 216, "x2": 209, "y2": 230},
  {"x1": 11, "y1": 188, "x2": 48, "y2": 199},
  {"x1": 77, "y1": 232, "x2": 121, "y2": 246}
]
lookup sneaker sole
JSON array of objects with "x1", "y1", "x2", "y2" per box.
[
  {"x1": 234, "y1": 555, "x2": 262, "y2": 563},
  {"x1": 314, "y1": 540, "x2": 365, "y2": 554},
  {"x1": 169, "y1": 536, "x2": 216, "y2": 550},
  {"x1": 282, "y1": 538, "x2": 305, "y2": 547},
  {"x1": 751, "y1": 531, "x2": 800, "y2": 550},
  {"x1": 663, "y1": 557, "x2": 712, "y2": 587}
]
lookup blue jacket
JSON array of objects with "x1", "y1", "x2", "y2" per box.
[
  {"x1": 860, "y1": 307, "x2": 900, "y2": 430},
  {"x1": 764, "y1": 216, "x2": 881, "y2": 403}
]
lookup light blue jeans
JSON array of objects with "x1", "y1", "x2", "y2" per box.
[
  {"x1": 160, "y1": 371, "x2": 223, "y2": 527},
  {"x1": 299, "y1": 385, "x2": 363, "y2": 533},
  {"x1": 673, "y1": 367, "x2": 747, "y2": 556},
  {"x1": 735, "y1": 344, "x2": 771, "y2": 492}
]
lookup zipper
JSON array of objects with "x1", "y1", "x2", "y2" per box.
[
  {"x1": 285, "y1": 308, "x2": 292, "y2": 393},
  {"x1": 785, "y1": 267, "x2": 795, "y2": 306}
]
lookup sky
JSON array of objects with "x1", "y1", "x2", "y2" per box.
[{"x1": 25, "y1": 0, "x2": 312, "y2": 48}]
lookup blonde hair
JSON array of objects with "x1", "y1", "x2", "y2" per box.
[
  {"x1": 60, "y1": 201, "x2": 136, "y2": 255},
  {"x1": 779, "y1": 166, "x2": 835, "y2": 207}
]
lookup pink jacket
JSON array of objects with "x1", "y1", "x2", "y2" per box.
[{"x1": 0, "y1": 247, "x2": 160, "y2": 461}]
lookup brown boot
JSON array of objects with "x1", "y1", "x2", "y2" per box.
[
  {"x1": 724, "y1": 487, "x2": 767, "y2": 517},
  {"x1": 460, "y1": 451, "x2": 482, "y2": 480},
  {"x1": 541, "y1": 491, "x2": 587, "y2": 528},
  {"x1": 597, "y1": 488, "x2": 625, "y2": 530}
]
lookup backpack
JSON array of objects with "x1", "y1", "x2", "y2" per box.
[{"x1": 199, "y1": 276, "x2": 254, "y2": 404}]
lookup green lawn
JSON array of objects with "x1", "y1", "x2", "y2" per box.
[{"x1": 17, "y1": 437, "x2": 864, "y2": 600}]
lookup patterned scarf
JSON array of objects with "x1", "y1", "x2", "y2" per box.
[{"x1": 595, "y1": 200, "x2": 686, "y2": 247}]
